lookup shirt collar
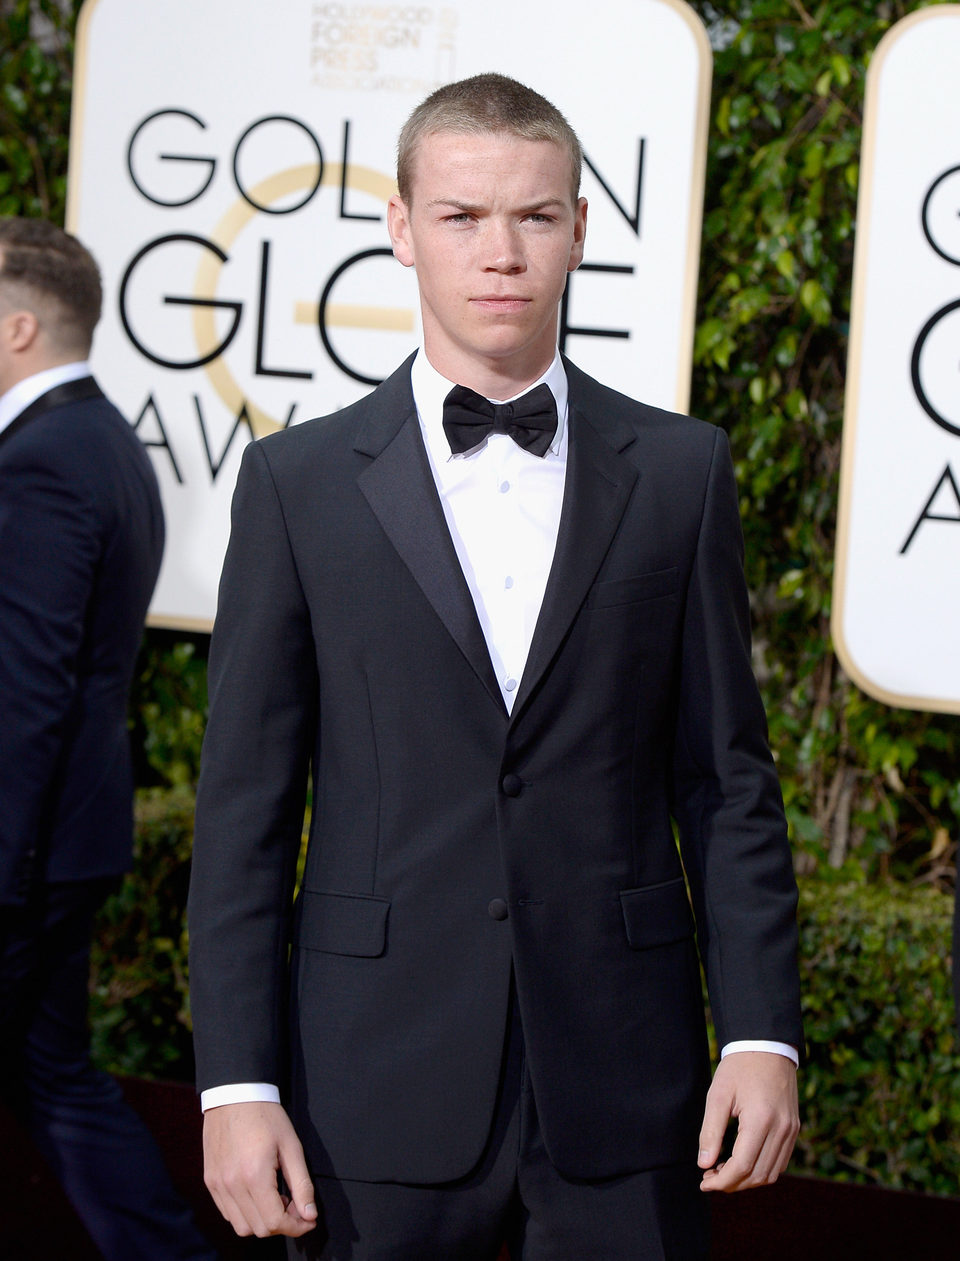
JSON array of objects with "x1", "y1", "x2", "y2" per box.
[
  {"x1": 0, "y1": 361, "x2": 92, "y2": 438},
  {"x1": 410, "y1": 349, "x2": 568, "y2": 465}
]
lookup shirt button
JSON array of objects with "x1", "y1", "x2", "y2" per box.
[
  {"x1": 499, "y1": 480, "x2": 510, "y2": 493},
  {"x1": 488, "y1": 898, "x2": 509, "y2": 921},
  {"x1": 501, "y1": 773, "x2": 522, "y2": 797},
  {"x1": 504, "y1": 677, "x2": 517, "y2": 692},
  {"x1": 504, "y1": 575, "x2": 514, "y2": 589}
]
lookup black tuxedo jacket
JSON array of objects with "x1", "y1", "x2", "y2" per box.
[
  {"x1": 189, "y1": 355, "x2": 802, "y2": 1183},
  {"x1": 0, "y1": 377, "x2": 164, "y2": 905}
]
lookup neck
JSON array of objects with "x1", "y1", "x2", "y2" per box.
[
  {"x1": 424, "y1": 347, "x2": 556, "y2": 401},
  {"x1": 0, "y1": 357, "x2": 88, "y2": 402},
  {"x1": 3, "y1": 350, "x2": 85, "y2": 392}
]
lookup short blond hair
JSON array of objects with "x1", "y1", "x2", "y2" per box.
[{"x1": 397, "y1": 73, "x2": 582, "y2": 205}]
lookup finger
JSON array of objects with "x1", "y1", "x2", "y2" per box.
[
  {"x1": 699, "y1": 1157, "x2": 725, "y2": 1182},
  {"x1": 215, "y1": 1135, "x2": 302, "y2": 1238},
  {"x1": 239, "y1": 1182, "x2": 318, "y2": 1239},
  {"x1": 702, "y1": 1110, "x2": 797, "y2": 1192},
  {"x1": 697, "y1": 1082, "x2": 732, "y2": 1170},
  {"x1": 278, "y1": 1204, "x2": 320, "y2": 1237},
  {"x1": 764, "y1": 1111, "x2": 801, "y2": 1183},
  {"x1": 218, "y1": 1164, "x2": 284, "y2": 1238},
  {"x1": 279, "y1": 1142, "x2": 318, "y2": 1226},
  {"x1": 740, "y1": 1101, "x2": 800, "y2": 1188},
  {"x1": 204, "y1": 1159, "x2": 264, "y2": 1236},
  {"x1": 205, "y1": 1183, "x2": 254, "y2": 1237},
  {"x1": 701, "y1": 1119, "x2": 766, "y2": 1192}
]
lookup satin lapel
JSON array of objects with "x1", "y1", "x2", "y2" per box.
[
  {"x1": 357, "y1": 391, "x2": 506, "y2": 715},
  {"x1": 511, "y1": 400, "x2": 639, "y2": 721},
  {"x1": 0, "y1": 377, "x2": 103, "y2": 450}
]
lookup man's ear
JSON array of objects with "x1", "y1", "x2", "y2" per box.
[
  {"x1": 567, "y1": 197, "x2": 588, "y2": 273},
  {"x1": 0, "y1": 307, "x2": 41, "y2": 354},
  {"x1": 387, "y1": 194, "x2": 415, "y2": 268}
]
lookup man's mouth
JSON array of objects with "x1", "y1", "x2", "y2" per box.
[{"x1": 471, "y1": 295, "x2": 531, "y2": 311}]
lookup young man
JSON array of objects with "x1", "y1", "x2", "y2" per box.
[
  {"x1": 189, "y1": 74, "x2": 802, "y2": 1259},
  {"x1": 0, "y1": 218, "x2": 216, "y2": 1260}
]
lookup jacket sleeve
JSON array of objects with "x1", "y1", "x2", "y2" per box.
[
  {"x1": 0, "y1": 443, "x2": 98, "y2": 905},
  {"x1": 671, "y1": 425, "x2": 803, "y2": 1054},
  {"x1": 188, "y1": 438, "x2": 317, "y2": 1092}
]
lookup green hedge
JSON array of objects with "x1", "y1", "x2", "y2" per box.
[
  {"x1": 89, "y1": 789, "x2": 197, "y2": 1079},
  {"x1": 92, "y1": 791, "x2": 960, "y2": 1194},
  {"x1": 795, "y1": 879, "x2": 960, "y2": 1194}
]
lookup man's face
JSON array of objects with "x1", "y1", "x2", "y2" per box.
[{"x1": 387, "y1": 130, "x2": 587, "y2": 388}]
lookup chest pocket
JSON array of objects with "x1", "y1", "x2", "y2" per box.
[{"x1": 584, "y1": 566, "x2": 678, "y2": 610}]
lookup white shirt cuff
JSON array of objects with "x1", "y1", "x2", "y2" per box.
[
  {"x1": 720, "y1": 1040, "x2": 799, "y2": 1066},
  {"x1": 200, "y1": 1082, "x2": 282, "y2": 1111}
]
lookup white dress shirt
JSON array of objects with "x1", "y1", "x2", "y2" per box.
[
  {"x1": 411, "y1": 349, "x2": 568, "y2": 712},
  {"x1": 0, "y1": 360, "x2": 92, "y2": 437},
  {"x1": 201, "y1": 351, "x2": 795, "y2": 1111}
]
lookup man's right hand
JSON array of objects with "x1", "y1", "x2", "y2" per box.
[{"x1": 202, "y1": 1101, "x2": 318, "y2": 1238}]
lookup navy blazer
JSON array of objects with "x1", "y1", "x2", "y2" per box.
[
  {"x1": 0, "y1": 377, "x2": 164, "y2": 905},
  {"x1": 189, "y1": 355, "x2": 802, "y2": 1183}
]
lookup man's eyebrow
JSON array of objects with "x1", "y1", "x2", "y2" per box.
[
  {"x1": 517, "y1": 199, "x2": 568, "y2": 213},
  {"x1": 425, "y1": 197, "x2": 569, "y2": 213},
  {"x1": 426, "y1": 198, "x2": 485, "y2": 212}
]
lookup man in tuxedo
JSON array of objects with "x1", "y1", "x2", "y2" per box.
[
  {"x1": 189, "y1": 74, "x2": 803, "y2": 1259},
  {"x1": 0, "y1": 217, "x2": 216, "y2": 1261}
]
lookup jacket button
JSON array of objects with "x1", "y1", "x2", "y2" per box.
[
  {"x1": 501, "y1": 774, "x2": 522, "y2": 797},
  {"x1": 487, "y1": 898, "x2": 509, "y2": 921}
]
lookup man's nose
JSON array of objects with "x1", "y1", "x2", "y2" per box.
[{"x1": 483, "y1": 221, "x2": 525, "y2": 273}]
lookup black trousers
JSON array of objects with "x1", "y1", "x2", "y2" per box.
[
  {"x1": 0, "y1": 878, "x2": 218, "y2": 1261},
  {"x1": 289, "y1": 985, "x2": 709, "y2": 1261}
]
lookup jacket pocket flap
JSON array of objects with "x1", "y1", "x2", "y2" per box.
[
  {"x1": 585, "y1": 567, "x2": 678, "y2": 609},
  {"x1": 296, "y1": 890, "x2": 390, "y2": 957},
  {"x1": 620, "y1": 878, "x2": 693, "y2": 949}
]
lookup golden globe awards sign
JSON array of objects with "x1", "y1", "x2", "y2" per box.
[
  {"x1": 66, "y1": 0, "x2": 710, "y2": 629},
  {"x1": 834, "y1": 5, "x2": 960, "y2": 714}
]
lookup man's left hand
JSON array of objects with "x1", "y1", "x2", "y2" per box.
[{"x1": 697, "y1": 1051, "x2": 799, "y2": 1192}]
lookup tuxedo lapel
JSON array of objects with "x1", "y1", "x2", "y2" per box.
[
  {"x1": 355, "y1": 361, "x2": 506, "y2": 714},
  {"x1": 511, "y1": 368, "x2": 640, "y2": 721},
  {"x1": 354, "y1": 356, "x2": 642, "y2": 721},
  {"x1": 0, "y1": 376, "x2": 102, "y2": 450}
]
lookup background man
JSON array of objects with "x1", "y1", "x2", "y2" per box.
[
  {"x1": 0, "y1": 217, "x2": 216, "y2": 1261},
  {"x1": 189, "y1": 75, "x2": 803, "y2": 1259}
]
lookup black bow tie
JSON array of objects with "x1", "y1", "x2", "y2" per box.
[{"x1": 442, "y1": 383, "x2": 558, "y2": 457}]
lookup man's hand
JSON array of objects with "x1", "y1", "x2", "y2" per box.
[
  {"x1": 202, "y1": 1101, "x2": 318, "y2": 1238},
  {"x1": 697, "y1": 1052, "x2": 799, "y2": 1193}
]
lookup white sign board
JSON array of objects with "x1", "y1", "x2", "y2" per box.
[
  {"x1": 67, "y1": 0, "x2": 710, "y2": 629},
  {"x1": 834, "y1": 5, "x2": 960, "y2": 714}
]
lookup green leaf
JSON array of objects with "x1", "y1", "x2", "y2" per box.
[{"x1": 800, "y1": 278, "x2": 832, "y2": 325}]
